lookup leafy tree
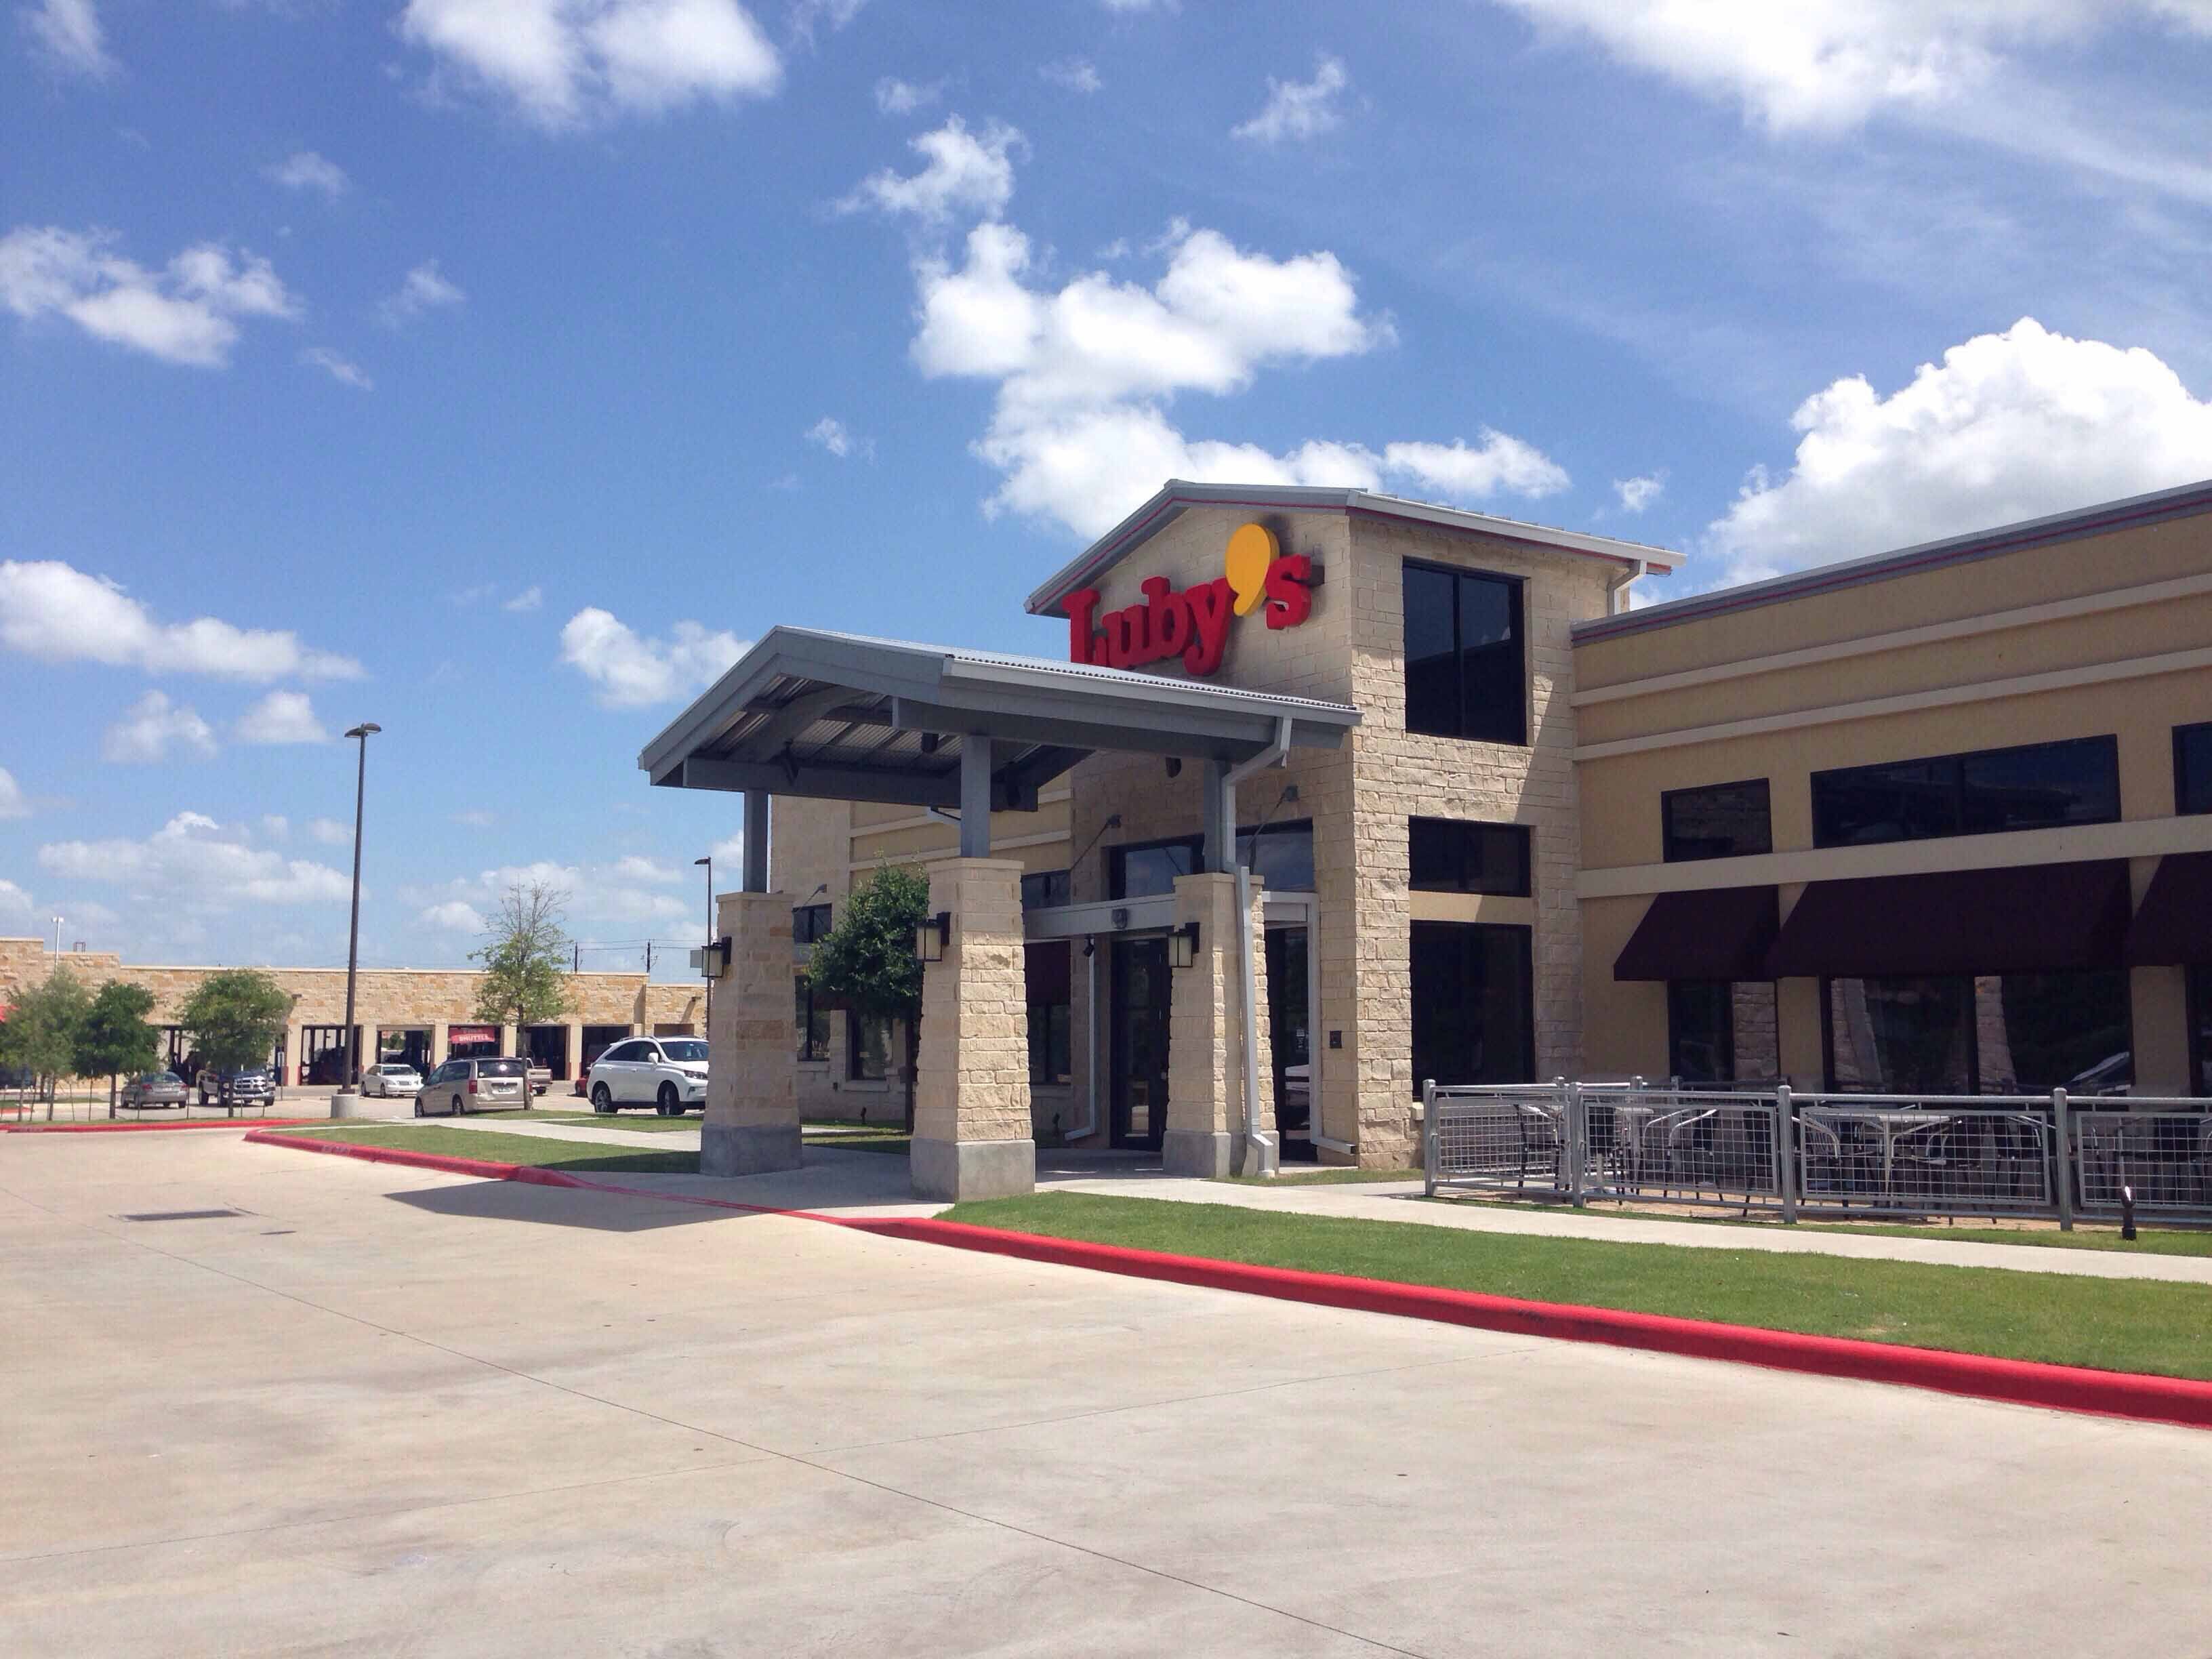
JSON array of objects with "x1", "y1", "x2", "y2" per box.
[
  {"x1": 75, "y1": 980, "x2": 161, "y2": 1115},
  {"x1": 178, "y1": 969, "x2": 292, "y2": 1076},
  {"x1": 1, "y1": 969, "x2": 91, "y2": 1111},
  {"x1": 472, "y1": 881, "x2": 574, "y2": 1041},
  {"x1": 804, "y1": 865, "x2": 928, "y2": 1130}
]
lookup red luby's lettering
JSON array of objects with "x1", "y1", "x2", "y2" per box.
[{"x1": 1065, "y1": 553, "x2": 1313, "y2": 676}]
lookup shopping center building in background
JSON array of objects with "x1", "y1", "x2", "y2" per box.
[
  {"x1": 674, "y1": 477, "x2": 2212, "y2": 1180},
  {"x1": 0, "y1": 937, "x2": 702, "y2": 1086}
]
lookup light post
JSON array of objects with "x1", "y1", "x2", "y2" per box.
[
  {"x1": 49, "y1": 915, "x2": 62, "y2": 958},
  {"x1": 335, "y1": 722, "x2": 380, "y2": 1115},
  {"x1": 694, "y1": 856, "x2": 713, "y2": 1038}
]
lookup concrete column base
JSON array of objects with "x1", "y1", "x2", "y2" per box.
[
  {"x1": 700, "y1": 1122, "x2": 804, "y2": 1176},
  {"x1": 328, "y1": 1092, "x2": 366, "y2": 1120},
  {"x1": 1233, "y1": 1130, "x2": 1281, "y2": 1179},
  {"x1": 1163, "y1": 1128, "x2": 1234, "y2": 1179},
  {"x1": 911, "y1": 1136, "x2": 1036, "y2": 1202}
]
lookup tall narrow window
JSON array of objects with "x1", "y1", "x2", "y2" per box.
[
  {"x1": 2176, "y1": 722, "x2": 2212, "y2": 815},
  {"x1": 846, "y1": 1011, "x2": 890, "y2": 1082},
  {"x1": 1401, "y1": 560, "x2": 1527, "y2": 745},
  {"x1": 794, "y1": 977, "x2": 828, "y2": 1063}
]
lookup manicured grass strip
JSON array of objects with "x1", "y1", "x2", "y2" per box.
[
  {"x1": 804, "y1": 1129, "x2": 912, "y2": 1156},
  {"x1": 474, "y1": 1108, "x2": 701, "y2": 1134},
  {"x1": 268, "y1": 1124, "x2": 698, "y2": 1174},
  {"x1": 942, "y1": 1192, "x2": 2212, "y2": 1381},
  {"x1": 1223, "y1": 1167, "x2": 1422, "y2": 1187}
]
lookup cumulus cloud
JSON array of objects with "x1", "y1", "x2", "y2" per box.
[
  {"x1": 788, "y1": 0, "x2": 863, "y2": 47},
  {"x1": 408, "y1": 857, "x2": 693, "y2": 941},
  {"x1": 805, "y1": 415, "x2": 870, "y2": 458},
  {"x1": 874, "y1": 75, "x2": 943, "y2": 115},
  {"x1": 611, "y1": 854, "x2": 679, "y2": 882},
  {"x1": 20, "y1": 0, "x2": 115, "y2": 80},
  {"x1": 399, "y1": 0, "x2": 781, "y2": 126},
  {"x1": 265, "y1": 149, "x2": 348, "y2": 199},
  {"x1": 419, "y1": 899, "x2": 486, "y2": 932},
  {"x1": 100, "y1": 692, "x2": 218, "y2": 764},
  {"x1": 558, "y1": 608, "x2": 747, "y2": 707},
  {"x1": 307, "y1": 816, "x2": 352, "y2": 845},
  {"x1": 233, "y1": 689, "x2": 328, "y2": 745},
  {"x1": 1040, "y1": 58, "x2": 1101, "y2": 94},
  {"x1": 1614, "y1": 472, "x2": 1666, "y2": 512},
  {"x1": 838, "y1": 115, "x2": 1022, "y2": 224},
  {"x1": 0, "y1": 877, "x2": 35, "y2": 927},
  {"x1": 0, "y1": 226, "x2": 298, "y2": 368},
  {"x1": 1231, "y1": 54, "x2": 1348, "y2": 144},
  {"x1": 1707, "y1": 317, "x2": 2212, "y2": 583},
  {"x1": 504, "y1": 585, "x2": 544, "y2": 612},
  {"x1": 39, "y1": 811, "x2": 350, "y2": 907},
  {"x1": 0, "y1": 559, "x2": 362, "y2": 680},
  {"x1": 300, "y1": 346, "x2": 372, "y2": 389},
  {"x1": 1383, "y1": 436, "x2": 1570, "y2": 501},
  {"x1": 0, "y1": 766, "x2": 29, "y2": 820},
  {"x1": 377, "y1": 260, "x2": 465, "y2": 328}
]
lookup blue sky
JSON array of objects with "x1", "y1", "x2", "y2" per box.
[{"x1": 8, "y1": 0, "x2": 2212, "y2": 972}]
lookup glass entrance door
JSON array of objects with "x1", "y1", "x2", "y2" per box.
[
  {"x1": 1266, "y1": 923, "x2": 1313, "y2": 1156},
  {"x1": 1110, "y1": 936, "x2": 1170, "y2": 1149}
]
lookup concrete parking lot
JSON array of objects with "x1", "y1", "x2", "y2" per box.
[{"x1": 3, "y1": 1130, "x2": 2207, "y2": 1658}]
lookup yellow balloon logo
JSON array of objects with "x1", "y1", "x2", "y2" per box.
[{"x1": 1224, "y1": 521, "x2": 1277, "y2": 617}]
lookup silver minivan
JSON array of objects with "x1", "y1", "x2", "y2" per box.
[{"x1": 415, "y1": 1056, "x2": 529, "y2": 1117}]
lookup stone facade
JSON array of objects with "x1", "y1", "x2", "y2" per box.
[
  {"x1": 910, "y1": 859, "x2": 1036, "y2": 1200},
  {"x1": 700, "y1": 893, "x2": 800, "y2": 1175},
  {"x1": 1164, "y1": 872, "x2": 1275, "y2": 1177}
]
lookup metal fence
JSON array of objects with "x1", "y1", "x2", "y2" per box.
[{"x1": 1423, "y1": 1080, "x2": 2212, "y2": 1227}]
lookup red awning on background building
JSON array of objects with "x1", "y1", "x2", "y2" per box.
[
  {"x1": 2123, "y1": 851, "x2": 2212, "y2": 966},
  {"x1": 1765, "y1": 860, "x2": 2131, "y2": 979},
  {"x1": 447, "y1": 1025, "x2": 497, "y2": 1046},
  {"x1": 1612, "y1": 886, "x2": 1780, "y2": 981}
]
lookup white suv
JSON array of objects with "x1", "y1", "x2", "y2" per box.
[{"x1": 587, "y1": 1038, "x2": 709, "y2": 1117}]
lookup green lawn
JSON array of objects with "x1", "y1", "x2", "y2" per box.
[
  {"x1": 941, "y1": 1191, "x2": 2212, "y2": 1380},
  {"x1": 472, "y1": 1107, "x2": 702, "y2": 1134},
  {"x1": 271, "y1": 1124, "x2": 699, "y2": 1174},
  {"x1": 1223, "y1": 1166, "x2": 1422, "y2": 1187},
  {"x1": 804, "y1": 1122, "x2": 912, "y2": 1156}
]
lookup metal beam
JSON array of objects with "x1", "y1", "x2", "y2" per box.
[
  {"x1": 682, "y1": 756, "x2": 958, "y2": 808},
  {"x1": 874, "y1": 697, "x2": 1286, "y2": 762},
  {"x1": 732, "y1": 686, "x2": 850, "y2": 757},
  {"x1": 993, "y1": 744, "x2": 1086, "y2": 811},
  {"x1": 1201, "y1": 758, "x2": 1234, "y2": 876},
  {"x1": 959, "y1": 735, "x2": 993, "y2": 858},
  {"x1": 741, "y1": 790, "x2": 769, "y2": 891}
]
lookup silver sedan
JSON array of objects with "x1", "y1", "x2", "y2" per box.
[{"x1": 119, "y1": 1071, "x2": 188, "y2": 1110}]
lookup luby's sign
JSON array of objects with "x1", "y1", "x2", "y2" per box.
[{"x1": 1064, "y1": 522, "x2": 1316, "y2": 676}]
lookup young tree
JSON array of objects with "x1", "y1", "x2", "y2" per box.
[
  {"x1": 75, "y1": 980, "x2": 161, "y2": 1116},
  {"x1": 1, "y1": 968, "x2": 91, "y2": 1113},
  {"x1": 178, "y1": 970, "x2": 293, "y2": 1076},
  {"x1": 804, "y1": 865, "x2": 928, "y2": 1131},
  {"x1": 472, "y1": 881, "x2": 575, "y2": 1046}
]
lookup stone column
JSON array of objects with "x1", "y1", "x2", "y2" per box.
[
  {"x1": 1164, "y1": 872, "x2": 1276, "y2": 1178},
  {"x1": 565, "y1": 1019, "x2": 585, "y2": 1082},
  {"x1": 912, "y1": 858, "x2": 1036, "y2": 1201},
  {"x1": 701, "y1": 890, "x2": 801, "y2": 1175},
  {"x1": 431, "y1": 1023, "x2": 450, "y2": 1066},
  {"x1": 283, "y1": 1022, "x2": 304, "y2": 1087},
  {"x1": 500, "y1": 1023, "x2": 518, "y2": 1059}
]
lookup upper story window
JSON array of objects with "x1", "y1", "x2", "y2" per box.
[
  {"x1": 1811, "y1": 735, "x2": 2119, "y2": 848},
  {"x1": 2176, "y1": 722, "x2": 2212, "y2": 815},
  {"x1": 1021, "y1": 869, "x2": 1072, "y2": 909},
  {"x1": 1408, "y1": 817, "x2": 1531, "y2": 895},
  {"x1": 1662, "y1": 779, "x2": 1774, "y2": 863},
  {"x1": 1402, "y1": 560, "x2": 1528, "y2": 746},
  {"x1": 792, "y1": 902, "x2": 832, "y2": 944},
  {"x1": 1108, "y1": 823, "x2": 1317, "y2": 899}
]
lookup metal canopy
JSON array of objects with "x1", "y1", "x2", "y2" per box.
[{"x1": 638, "y1": 626, "x2": 1361, "y2": 810}]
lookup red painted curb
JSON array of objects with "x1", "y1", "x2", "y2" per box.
[
  {"x1": 239, "y1": 1130, "x2": 2212, "y2": 1432},
  {"x1": 5, "y1": 1116, "x2": 328, "y2": 1134}
]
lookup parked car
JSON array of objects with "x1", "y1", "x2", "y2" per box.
[
  {"x1": 525, "y1": 1059, "x2": 551, "y2": 1096},
  {"x1": 415, "y1": 1056, "x2": 529, "y2": 1117},
  {"x1": 586, "y1": 1037, "x2": 708, "y2": 1116},
  {"x1": 198, "y1": 1067, "x2": 276, "y2": 1112},
  {"x1": 119, "y1": 1071, "x2": 188, "y2": 1111},
  {"x1": 361, "y1": 1063, "x2": 422, "y2": 1099}
]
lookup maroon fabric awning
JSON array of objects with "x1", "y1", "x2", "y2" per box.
[
  {"x1": 1765, "y1": 860, "x2": 2131, "y2": 979},
  {"x1": 2125, "y1": 851, "x2": 2212, "y2": 966},
  {"x1": 1613, "y1": 886, "x2": 1779, "y2": 982},
  {"x1": 1024, "y1": 940, "x2": 1072, "y2": 1005}
]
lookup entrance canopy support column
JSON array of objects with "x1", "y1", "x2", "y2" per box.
[
  {"x1": 741, "y1": 788, "x2": 769, "y2": 891},
  {"x1": 1164, "y1": 872, "x2": 1276, "y2": 1178},
  {"x1": 699, "y1": 855, "x2": 801, "y2": 1176},
  {"x1": 1201, "y1": 759, "x2": 1233, "y2": 876},
  {"x1": 912, "y1": 857, "x2": 1036, "y2": 1201},
  {"x1": 960, "y1": 737, "x2": 994, "y2": 859}
]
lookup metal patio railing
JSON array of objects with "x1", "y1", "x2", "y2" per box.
[{"x1": 1423, "y1": 1079, "x2": 2212, "y2": 1227}]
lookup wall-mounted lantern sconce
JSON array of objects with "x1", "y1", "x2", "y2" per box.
[
  {"x1": 1168, "y1": 920, "x2": 1200, "y2": 970},
  {"x1": 915, "y1": 910, "x2": 952, "y2": 963},
  {"x1": 691, "y1": 938, "x2": 731, "y2": 979}
]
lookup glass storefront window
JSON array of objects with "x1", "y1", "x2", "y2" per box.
[
  {"x1": 1811, "y1": 735, "x2": 2119, "y2": 848},
  {"x1": 1109, "y1": 825, "x2": 1315, "y2": 898},
  {"x1": 1027, "y1": 1002, "x2": 1071, "y2": 1086},
  {"x1": 1668, "y1": 981, "x2": 1734, "y2": 1083},
  {"x1": 1239, "y1": 821, "x2": 1314, "y2": 892},
  {"x1": 1825, "y1": 972, "x2": 2132, "y2": 1094},
  {"x1": 795, "y1": 977, "x2": 829, "y2": 1063},
  {"x1": 1662, "y1": 779, "x2": 1773, "y2": 863},
  {"x1": 1110, "y1": 838, "x2": 1201, "y2": 899},
  {"x1": 2192, "y1": 967, "x2": 2212, "y2": 1096},
  {"x1": 1410, "y1": 920, "x2": 1534, "y2": 1090},
  {"x1": 1827, "y1": 977, "x2": 1975, "y2": 1093},
  {"x1": 847, "y1": 1010, "x2": 890, "y2": 1082}
]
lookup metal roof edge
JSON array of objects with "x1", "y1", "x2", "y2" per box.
[{"x1": 1572, "y1": 476, "x2": 2212, "y2": 646}]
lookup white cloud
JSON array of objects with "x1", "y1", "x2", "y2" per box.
[
  {"x1": 101, "y1": 692, "x2": 218, "y2": 764},
  {"x1": 419, "y1": 899, "x2": 487, "y2": 932},
  {"x1": 39, "y1": 812, "x2": 349, "y2": 909},
  {"x1": 0, "y1": 559, "x2": 362, "y2": 680},
  {"x1": 1383, "y1": 436, "x2": 1570, "y2": 501},
  {"x1": 804, "y1": 415, "x2": 870, "y2": 458},
  {"x1": 453, "y1": 808, "x2": 495, "y2": 827},
  {"x1": 838, "y1": 115, "x2": 1022, "y2": 224},
  {"x1": 265, "y1": 149, "x2": 348, "y2": 199},
  {"x1": 408, "y1": 857, "x2": 694, "y2": 941},
  {"x1": 20, "y1": 0, "x2": 115, "y2": 80},
  {"x1": 300, "y1": 346, "x2": 372, "y2": 389},
  {"x1": 788, "y1": 0, "x2": 863, "y2": 47},
  {"x1": 0, "y1": 226, "x2": 297, "y2": 368},
  {"x1": 1614, "y1": 472, "x2": 1667, "y2": 513},
  {"x1": 399, "y1": 0, "x2": 780, "y2": 127},
  {"x1": 1098, "y1": 0, "x2": 1172, "y2": 10},
  {"x1": 874, "y1": 75, "x2": 942, "y2": 115},
  {"x1": 233, "y1": 690, "x2": 329, "y2": 745},
  {"x1": 1231, "y1": 54, "x2": 1348, "y2": 144},
  {"x1": 1707, "y1": 317, "x2": 2212, "y2": 583},
  {"x1": 503, "y1": 584, "x2": 544, "y2": 612},
  {"x1": 612, "y1": 854, "x2": 680, "y2": 882},
  {"x1": 0, "y1": 766, "x2": 28, "y2": 820},
  {"x1": 261, "y1": 814, "x2": 289, "y2": 840},
  {"x1": 307, "y1": 816, "x2": 352, "y2": 845},
  {"x1": 558, "y1": 607, "x2": 748, "y2": 707},
  {"x1": 1040, "y1": 58, "x2": 1101, "y2": 94},
  {"x1": 377, "y1": 259, "x2": 465, "y2": 328}
]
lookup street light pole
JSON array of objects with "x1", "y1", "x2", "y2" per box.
[
  {"x1": 338, "y1": 723, "x2": 381, "y2": 1105},
  {"x1": 694, "y1": 855, "x2": 713, "y2": 1038}
]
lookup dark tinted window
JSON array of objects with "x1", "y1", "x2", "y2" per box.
[
  {"x1": 1021, "y1": 869, "x2": 1071, "y2": 909},
  {"x1": 1401, "y1": 560, "x2": 1526, "y2": 745},
  {"x1": 792, "y1": 903, "x2": 832, "y2": 944},
  {"x1": 1811, "y1": 736, "x2": 2118, "y2": 848},
  {"x1": 1408, "y1": 818, "x2": 1531, "y2": 895},
  {"x1": 795, "y1": 978, "x2": 829, "y2": 1062},
  {"x1": 1110, "y1": 838, "x2": 1202, "y2": 900},
  {"x1": 848, "y1": 1012, "x2": 890, "y2": 1082},
  {"x1": 1027, "y1": 1002, "x2": 1071, "y2": 1085},
  {"x1": 1824, "y1": 972, "x2": 2132, "y2": 1094},
  {"x1": 2177, "y1": 722, "x2": 2212, "y2": 815},
  {"x1": 1662, "y1": 780, "x2": 1773, "y2": 863},
  {"x1": 1238, "y1": 821, "x2": 1314, "y2": 892},
  {"x1": 1409, "y1": 921, "x2": 1534, "y2": 1090},
  {"x1": 2191, "y1": 967, "x2": 2212, "y2": 1096},
  {"x1": 1668, "y1": 981, "x2": 1734, "y2": 1084}
]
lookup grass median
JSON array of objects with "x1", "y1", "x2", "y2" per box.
[
  {"x1": 941, "y1": 1191, "x2": 2212, "y2": 1380},
  {"x1": 270, "y1": 1124, "x2": 699, "y2": 1174}
]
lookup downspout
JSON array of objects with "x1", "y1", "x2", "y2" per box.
[{"x1": 1223, "y1": 716, "x2": 1294, "y2": 1176}]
